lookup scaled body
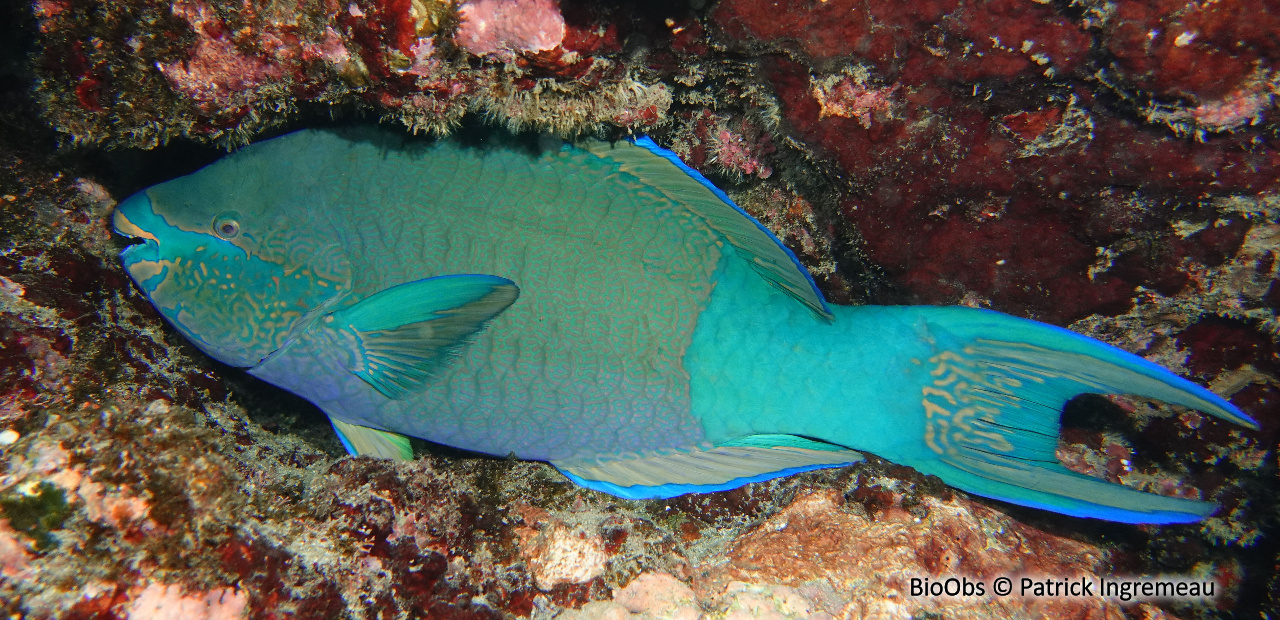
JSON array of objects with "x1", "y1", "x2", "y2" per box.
[
  {"x1": 114, "y1": 128, "x2": 1256, "y2": 523},
  {"x1": 245, "y1": 134, "x2": 717, "y2": 461}
]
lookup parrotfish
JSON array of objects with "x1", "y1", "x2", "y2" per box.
[{"x1": 113, "y1": 128, "x2": 1257, "y2": 523}]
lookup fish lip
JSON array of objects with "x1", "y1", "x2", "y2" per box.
[
  {"x1": 119, "y1": 237, "x2": 158, "y2": 264},
  {"x1": 113, "y1": 193, "x2": 160, "y2": 264}
]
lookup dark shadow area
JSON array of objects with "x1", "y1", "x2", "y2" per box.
[
  {"x1": 0, "y1": 0, "x2": 54, "y2": 159},
  {"x1": 211, "y1": 361, "x2": 348, "y2": 455},
  {"x1": 212, "y1": 354, "x2": 505, "y2": 462},
  {"x1": 1060, "y1": 392, "x2": 1132, "y2": 434}
]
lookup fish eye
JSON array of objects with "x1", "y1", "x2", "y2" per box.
[{"x1": 213, "y1": 214, "x2": 241, "y2": 240}]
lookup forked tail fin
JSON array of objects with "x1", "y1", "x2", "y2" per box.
[{"x1": 897, "y1": 307, "x2": 1257, "y2": 524}]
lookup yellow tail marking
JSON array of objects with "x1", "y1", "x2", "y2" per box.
[{"x1": 921, "y1": 350, "x2": 1043, "y2": 457}]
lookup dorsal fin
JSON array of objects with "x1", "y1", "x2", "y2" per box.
[{"x1": 582, "y1": 137, "x2": 833, "y2": 321}]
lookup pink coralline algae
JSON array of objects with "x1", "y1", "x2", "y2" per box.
[
  {"x1": 711, "y1": 126, "x2": 772, "y2": 179},
  {"x1": 456, "y1": 0, "x2": 566, "y2": 58},
  {"x1": 811, "y1": 71, "x2": 898, "y2": 128},
  {"x1": 0, "y1": 521, "x2": 29, "y2": 579},
  {"x1": 1148, "y1": 78, "x2": 1278, "y2": 135},
  {"x1": 558, "y1": 483, "x2": 1201, "y2": 620},
  {"x1": 126, "y1": 583, "x2": 248, "y2": 620},
  {"x1": 1190, "y1": 82, "x2": 1275, "y2": 131},
  {"x1": 707, "y1": 489, "x2": 1113, "y2": 620},
  {"x1": 34, "y1": 0, "x2": 671, "y2": 144},
  {"x1": 611, "y1": 573, "x2": 698, "y2": 619},
  {"x1": 669, "y1": 111, "x2": 776, "y2": 180},
  {"x1": 36, "y1": 440, "x2": 155, "y2": 530},
  {"x1": 155, "y1": 0, "x2": 288, "y2": 112},
  {"x1": 404, "y1": 37, "x2": 439, "y2": 77},
  {"x1": 516, "y1": 519, "x2": 609, "y2": 590},
  {"x1": 302, "y1": 27, "x2": 359, "y2": 72}
]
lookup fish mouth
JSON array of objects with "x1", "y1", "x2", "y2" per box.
[
  {"x1": 113, "y1": 192, "x2": 160, "y2": 265},
  {"x1": 112, "y1": 192, "x2": 168, "y2": 294},
  {"x1": 118, "y1": 235, "x2": 157, "y2": 265}
]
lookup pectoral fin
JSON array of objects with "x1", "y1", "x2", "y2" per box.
[
  {"x1": 328, "y1": 274, "x2": 519, "y2": 399},
  {"x1": 331, "y1": 418, "x2": 413, "y2": 460}
]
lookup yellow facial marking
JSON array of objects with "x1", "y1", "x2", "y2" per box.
[
  {"x1": 125, "y1": 258, "x2": 169, "y2": 284},
  {"x1": 113, "y1": 211, "x2": 160, "y2": 244}
]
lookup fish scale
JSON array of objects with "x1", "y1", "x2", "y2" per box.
[
  {"x1": 688, "y1": 250, "x2": 931, "y2": 455},
  {"x1": 114, "y1": 127, "x2": 1259, "y2": 524},
  {"x1": 243, "y1": 136, "x2": 718, "y2": 460}
]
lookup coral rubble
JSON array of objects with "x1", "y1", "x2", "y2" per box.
[{"x1": 4, "y1": 0, "x2": 1279, "y2": 617}]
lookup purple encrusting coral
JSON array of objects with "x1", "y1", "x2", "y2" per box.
[{"x1": 3, "y1": 0, "x2": 1279, "y2": 617}]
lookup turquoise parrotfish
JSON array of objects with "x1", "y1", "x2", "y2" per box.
[{"x1": 113, "y1": 127, "x2": 1257, "y2": 524}]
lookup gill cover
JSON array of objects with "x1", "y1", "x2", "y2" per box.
[{"x1": 113, "y1": 163, "x2": 352, "y2": 367}]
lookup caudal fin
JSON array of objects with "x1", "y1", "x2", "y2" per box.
[{"x1": 898, "y1": 307, "x2": 1257, "y2": 524}]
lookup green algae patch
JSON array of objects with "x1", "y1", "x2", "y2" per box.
[{"x1": 1, "y1": 481, "x2": 72, "y2": 551}]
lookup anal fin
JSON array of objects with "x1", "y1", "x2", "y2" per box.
[
  {"x1": 331, "y1": 418, "x2": 413, "y2": 460},
  {"x1": 552, "y1": 435, "x2": 863, "y2": 500}
]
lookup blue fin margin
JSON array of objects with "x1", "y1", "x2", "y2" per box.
[
  {"x1": 629, "y1": 136, "x2": 833, "y2": 320},
  {"x1": 941, "y1": 307, "x2": 1256, "y2": 428},
  {"x1": 558, "y1": 462, "x2": 853, "y2": 500},
  {"x1": 897, "y1": 305, "x2": 1257, "y2": 524}
]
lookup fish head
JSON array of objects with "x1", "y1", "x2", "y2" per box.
[{"x1": 113, "y1": 149, "x2": 352, "y2": 367}]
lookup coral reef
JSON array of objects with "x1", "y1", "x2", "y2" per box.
[
  {"x1": 456, "y1": 0, "x2": 566, "y2": 58},
  {"x1": 31, "y1": 0, "x2": 1280, "y2": 154},
  {"x1": 32, "y1": 0, "x2": 675, "y2": 145},
  {"x1": 1098, "y1": 0, "x2": 1280, "y2": 135},
  {"x1": 4, "y1": 0, "x2": 1279, "y2": 617}
]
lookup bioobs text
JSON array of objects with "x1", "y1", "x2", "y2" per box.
[
  {"x1": 909, "y1": 576, "x2": 985, "y2": 597},
  {"x1": 907, "y1": 575, "x2": 1217, "y2": 601}
]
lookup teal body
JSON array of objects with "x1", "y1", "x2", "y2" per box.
[
  {"x1": 114, "y1": 128, "x2": 1257, "y2": 524},
  {"x1": 241, "y1": 136, "x2": 718, "y2": 461}
]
